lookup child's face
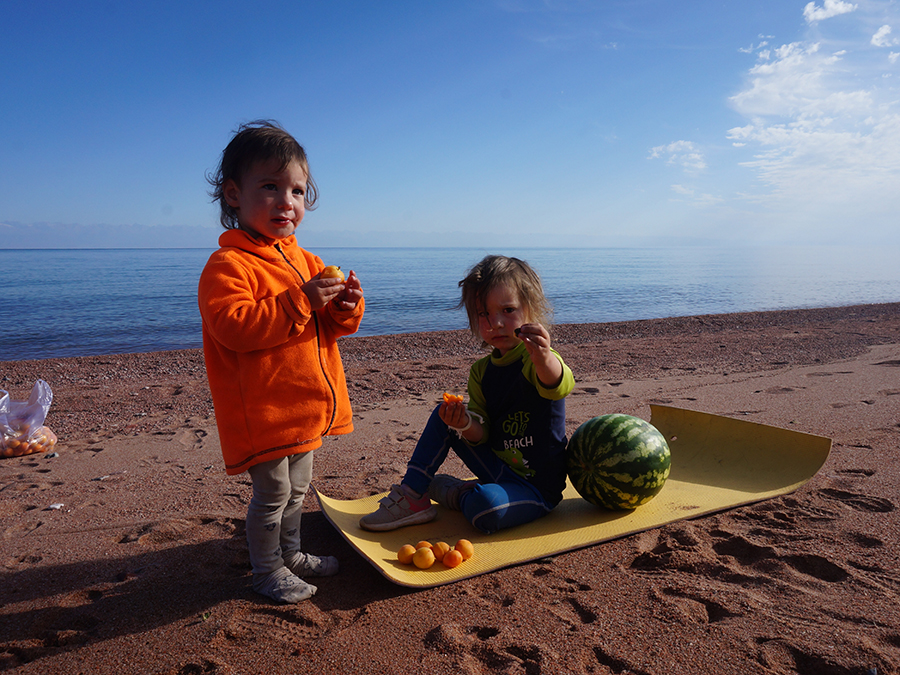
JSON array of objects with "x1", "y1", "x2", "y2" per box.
[
  {"x1": 224, "y1": 158, "x2": 308, "y2": 242},
  {"x1": 476, "y1": 284, "x2": 528, "y2": 355}
]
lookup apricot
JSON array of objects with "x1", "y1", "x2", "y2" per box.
[
  {"x1": 397, "y1": 544, "x2": 417, "y2": 565},
  {"x1": 321, "y1": 265, "x2": 345, "y2": 281},
  {"x1": 432, "y1": 541, "x2": 450, "y2": 562},
  {"x1": 455, "y1": 539, "x2": 475, "y2": 560},
  {"x1": 1, "y1": 425, "x2": 58, "y2": 458},
  {"x1": 443, "y1": 549, "x2": 464, "y2": 568},
  {"x1": 412, "y1": 546, "x2": 436, "y2": 569},
  {"x1": 443, "y1": 392, "x2": 464, "y2": 403},
  {"x1": 415, "y1": 540, "x2": 433, "y2": 551}
]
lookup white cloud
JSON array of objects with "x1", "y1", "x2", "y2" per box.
[
  {"x1": 729, "y1": 42, "x2": 862, "y2": 118},
  {"x1": 648, "y1": 141, "x2": 707, "y2": 171},
  {"x1": 803, "y1": 0, "x2": 857, "y2": 24},
  {"x1": 726, "y1": 2, "x2": 900, "y2": 231},
  {"x1": 669, "y1": 185, "x2": 723, "y2": 206},
  {"x1": 727, "y1": 114, "x2": 900, "y2": 205},
  {"x1": 872, "y1": 24, "x2": 898, "y2": 47},
  {"x1": 739, "y1": 40, "x2": 769, "y2": 54},
  {"x1": 890, "y1": 52, "x2": 900, "y2": 63}
]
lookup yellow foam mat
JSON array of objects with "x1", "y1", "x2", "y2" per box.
[{"x1": 315, "y1": 405, "x2": 831, "y2": 588}]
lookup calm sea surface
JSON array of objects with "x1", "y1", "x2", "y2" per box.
[{"x1": 2, "y1": 245, "x2": 899, "y2": 361}]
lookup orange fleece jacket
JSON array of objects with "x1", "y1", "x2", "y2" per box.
[{"x1": 198, "y1": 229, "x2": 364, "y2": 474}]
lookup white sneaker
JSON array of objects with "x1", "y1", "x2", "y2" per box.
[{"x1": 358, "y1": 484, "x2": 437, "y2": 531}]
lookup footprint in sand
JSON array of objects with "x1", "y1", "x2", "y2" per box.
[
  {"x1": 818, "y1": 488, "x2": 895, "y2": 513},
  {"x1": 3, "y1": 519, "x2": 44, "y2": 538},
  {"x1": 424, "y1": 623, "x2": 544, "y2": 673},
  {"x1": 167, "y1": 658, "x2": 231, "y2": 675},
  {"x1": 778, "y1": 495, "x2": 841, "y2": 523},
  {"x1": 174, "y1": 427, "x2": 208, "y2": 450},
  {"x1": 117, "y1": 516, "x2": 240, "y2": 546},
  {"x1": 780, "y1": 554, "x2": 849, "y2": 582},
  {"x1": 850, "y1": 532, "x2": 883, "y2": 548},
  {"x1": 592, "y1": 647, "x2": 654, "y2": 675},
  {"x1": 538, "y1": 571, "x2": 598, "y2": 625},
  {"x1": 711, "y1": 531, "x2": 850, "y2": 583},
  {"x1": 763, "y1": 386, "x2": 798, "y2": 394},
  {"x1": 755, "y1": 638, "x2": 855, "y2": 675},
  {"x1": 657, "y1": 586, "x2": 740, "y2": 624},
  {"x1": 4, "y1": 552, "x2": 43, "y2": 567},
  {"x1": 219, "y1": 493, "x2": 245, "y2": 513},
  {"x1": 218, "y1": 604, "x2": 332, "y2": 646},
  {"x1": 836, "y1": 468, "x2": 876, "y2": 477},
  {"x1": 564, "y1": 596, "x2": 598, "y2": 624}
]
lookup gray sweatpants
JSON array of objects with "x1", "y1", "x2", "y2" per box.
[{"x1": 246, "y1": 451, "x2": 314, "y2": 575}]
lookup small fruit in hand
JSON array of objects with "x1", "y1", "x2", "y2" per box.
[
  {"x1": 443, "y1": 392, "x2": 464, "y2": 403},
  {"x1": 321, "y1": 265, "x2": 345, "y2": 281},
  {"x1": 443, "y1": 549, "x2": 464, "y2": 568},
  {"x1": 397, "y1": 544, "x2": 417, "y2": 565},
  {"x1": 432, "y1": 541, "x2": 450, "y2": 562},
  {"x1": 455, "y1": 539, "x2": 475, "y2": 560},
  {"x1": 413, "y1": 546, "x2": 436, "y2": 569}
]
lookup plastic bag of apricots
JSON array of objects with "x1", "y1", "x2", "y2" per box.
[{"x1": 1, "y1": 380, "x2": 58, "y2": 459}]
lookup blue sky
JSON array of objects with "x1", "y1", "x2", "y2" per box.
[{"x1": 2, "y1": 0, "x2": 899, "y2": 248}]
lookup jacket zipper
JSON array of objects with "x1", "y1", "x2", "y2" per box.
[{"x1": 275, "y1": 242, "x2": 339, "y2": 434}]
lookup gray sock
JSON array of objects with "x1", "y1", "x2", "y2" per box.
[
  {"x1": 283, "y1": 551, "x2": 340, "y2": 577},
  {"x1": 253, "y1": 566, "x2": 317, "y2": 603}
]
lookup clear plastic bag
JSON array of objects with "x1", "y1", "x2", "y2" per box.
[{"x1": 0, "y1": 380, "x2": 57, "y2": 458}]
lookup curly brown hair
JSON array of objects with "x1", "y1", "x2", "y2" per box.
[{"x1": 207, "y1": 119, "x2": 319, "y2": 230}]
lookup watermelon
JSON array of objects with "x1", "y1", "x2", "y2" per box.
[{"x1": 566, "y1": 414, "x2": 671, "y2": 510}]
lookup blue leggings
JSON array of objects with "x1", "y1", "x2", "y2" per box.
[{"x1": 403, "y1": 406, "x2": 554, "y2": 534}]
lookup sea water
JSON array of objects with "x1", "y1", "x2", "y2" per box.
[{"x1": 1, "y1": 245, "x2": 898, "y2": 361}]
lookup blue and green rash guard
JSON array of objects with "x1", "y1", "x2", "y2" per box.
[{"x1": 466, "y1": 341, "x2": 575, "y2": 507}]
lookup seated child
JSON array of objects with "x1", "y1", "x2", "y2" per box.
[{"x1": 359, "y1": 254, "x2": 573, "y2": 534}]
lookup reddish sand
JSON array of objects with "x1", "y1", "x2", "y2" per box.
[{"x1": 1, "y1": 303, "x2": 899, "y2": 674}]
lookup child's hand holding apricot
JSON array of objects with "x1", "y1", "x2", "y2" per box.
[
  {"x1": 333, "y1": 269, "x2": 364, "y2": 310},
  {"x1": 439, "y1": 394, "x2": 469, "y2": 430},
  {"x1": 303, "y1": 274, "x2": 344, "y2": 310},
  {"x1": 320, "y1": 265, "x2": 345, "y2": 281}
]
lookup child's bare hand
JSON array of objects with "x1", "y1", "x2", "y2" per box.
[
  {"x1": 516, "y1": 323, "x2": 552, "y2": 355},
  {"x1": 439, "y1": 399, "x2": 468, "y2": 429},
  {"x1": 333, "y1": 270, "x2": 363, "y2": 310},
  {"x1": 517, "y1": 323, "x2": 563, "y2": 388},
  {"x1": 302, "y1": 273, "x2": 345, "y2": 310}
]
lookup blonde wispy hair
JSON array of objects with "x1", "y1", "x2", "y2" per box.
[{"x1": 457, "y1": 255, "x2": 553, "y2": 346}]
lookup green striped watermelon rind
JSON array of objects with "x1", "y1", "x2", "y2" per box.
[{"x1": 566, "y1": 414, "x2": 671, "y2": 510}]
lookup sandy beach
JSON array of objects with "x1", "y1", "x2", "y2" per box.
[{"x1": 2, "y1": 303, "x2": 899, "y2": 675}]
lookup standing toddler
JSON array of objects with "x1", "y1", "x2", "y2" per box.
[{"x1": 199, "y1": 120, "x2": 364, "y2": 603}]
